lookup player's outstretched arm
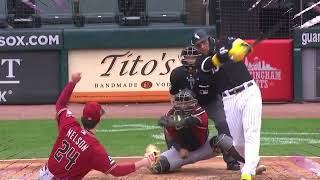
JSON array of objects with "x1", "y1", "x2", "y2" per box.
[
  {"x1": 55, "y1": 72, "x2": 81, "y2": 112},
  {"x1": 108, "y1": 158, "x2": 149, "y2": 177},
  {"x1": 107, "y1": 157, "x2": 151, "y2": 177}
]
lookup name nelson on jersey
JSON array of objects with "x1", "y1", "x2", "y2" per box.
[{"x1": 66, "y1": 128, "x2": 89, "y2": 152}]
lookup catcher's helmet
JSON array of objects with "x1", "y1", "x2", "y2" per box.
[
  {"x1": 180, "y1": 46, "x2": 201, "y2": 67},
  {"x1": 173, "y1": 89, "x2": 198, "y2": 115}
]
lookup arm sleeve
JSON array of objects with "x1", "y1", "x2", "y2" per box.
[
  {"x1": 92, "y1": 146, "x2": 118, "y2": 174},
  {"x1": 192, "y1": 107, "x2": 208, "y2": 127},
  {"x1": 56, "y1": 82, "x2": 76, "y2": 112},
  {"x1": 195, "y1": 55, "x2": 215, "y2": 73},
  {"x1": 109, "y1": 163, "x2": 136, "y2": 177},
  {"x1": 169, "y1": 69, "x2": 179, "y2": 95},
  {"x1": 200, "y1": 56, "x2": 215, "y2": 72},
  {"x1": 55, "y1": 82, "x2": 77, "y2": 129},
  {"x1": 93, "y1": 145, "x2": 136, "y2": 177},
  {"x1": 199, "y1": 112, "x2": 208, "y2": 128}
]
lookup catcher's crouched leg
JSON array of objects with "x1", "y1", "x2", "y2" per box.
[
  {"x1": 164, "y1": 130, "x2": 174, "y2": 149},
  {"x1": 210, "y1": 134, "x2": 245, "y2": 163},
  {"x1": 150, "y1": 156, "x2": 170, "y2": 174}
]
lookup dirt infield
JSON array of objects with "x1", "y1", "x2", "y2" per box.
[
  {"x1": 1, "y1": 157, "x2": 320, "y2": 180},
  {"x1": 0, "y1": 102, "x2": 319, "y2": 179}
]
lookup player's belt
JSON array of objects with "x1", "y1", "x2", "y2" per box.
[{"x1": 222, "y1": 81, "x2": 254, "y2": 97}]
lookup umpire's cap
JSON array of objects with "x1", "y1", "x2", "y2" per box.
[
  {"x1": 82, "y1": 102, "x2": 105, "y2": 123},
  {"x1": 191, "y1": 29, "x2": 209, "y2": 45}
]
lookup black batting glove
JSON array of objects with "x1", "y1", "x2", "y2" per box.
[{"x1": 215, "y1": 39, "x2": 232, "y2": 63}]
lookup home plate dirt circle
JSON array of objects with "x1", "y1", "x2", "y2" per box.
[{"x1": 1, "y1": 157, "x2": 320, "y2": 179}]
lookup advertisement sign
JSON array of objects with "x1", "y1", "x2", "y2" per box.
[
  {"x1": 245, "y1": 39, "x2": 293, "y2": 101},
  {"x1": 69, "y1": 48, "x2": 182, "y2": 103},
  {"x1": 0, "y1": 51, "x2": 60, "y2": 104},
  {"x1": 0, "y1": 30, "x2": 62, "y2": 50},
  {"x1": 294, "y1": 28, "x2": 320, "y2": 48},
  {"x1": 69, "y1": 40, "x2": 293, "y2": 103}
]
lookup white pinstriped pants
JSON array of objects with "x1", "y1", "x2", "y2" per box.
[{"x1": 222, "y1": 80, "x2": 262, "y2": 176}]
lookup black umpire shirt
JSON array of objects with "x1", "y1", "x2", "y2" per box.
[{"x1": 169, "y1": 66, "x2": 217, "y2": 106}]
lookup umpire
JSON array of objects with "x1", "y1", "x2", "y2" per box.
[{"x1": 169, "y1": 42, "x2": 240, "y2": 170}]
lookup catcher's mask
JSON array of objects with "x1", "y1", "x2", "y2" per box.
[
  {"x1": 180, "y1": 46, "x2": 201, "y2": 72},
  {"x1": 81, "y1": 102, "x2": 105, "y2": 129},
  {"x1": 173, "y1": 89, "x2": 198, "y2": 116}
]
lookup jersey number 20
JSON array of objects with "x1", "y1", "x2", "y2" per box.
[{"x1": 54, "y1": 139, "x2": 80, "y2": 170}]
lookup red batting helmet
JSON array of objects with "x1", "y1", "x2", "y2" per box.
[{"x1": 81, "y1": 102, "x2": 105, "y2": 129}]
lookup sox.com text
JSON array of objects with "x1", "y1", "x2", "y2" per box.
[{"x1": 0, "y1": 35, "x2": 59, "y2": 47}]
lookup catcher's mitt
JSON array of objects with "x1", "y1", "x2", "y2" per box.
[{"x1": 144, "y1": 144, "x2": 161, "y2": 170}]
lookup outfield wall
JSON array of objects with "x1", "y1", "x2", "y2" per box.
[
  {"x1": 0, "y1": 26, "x2": 297, "y2": 104},
  {"x1": 294, "y1": 28, "x2": 320, "y2": 102},
  {"x1": 0, "y1": 29, "x2": 63, "y2": 104}
]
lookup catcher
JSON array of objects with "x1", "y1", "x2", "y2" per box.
[{"x1": 148, "y1": 89, "x2": 239, "y2": 174}]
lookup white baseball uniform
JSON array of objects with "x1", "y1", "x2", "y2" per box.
[{"x1": 222, "y1": 80, "x2": 262, "y2": 175}]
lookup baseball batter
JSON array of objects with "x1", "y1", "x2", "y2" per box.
[
  {"x1": 38, "y1": 72, "x2": 150, "y2": 179},
  {"x1": 191, "y1": 29, "x2": 241, "y2": 170},
  {"x1": 149, "y1": 89, "x2": 236, "y2": 173},
  {"x1": 199, "y1": 37, "x2": 263, "y2": 180}
]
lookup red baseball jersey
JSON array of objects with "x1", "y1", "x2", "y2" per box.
[
  {"x1": 165, "y1": 105, "x2": 208, "y2": 151},
  {"x1": 47, "y1": 82, "x2": 117, "y2": 179}
]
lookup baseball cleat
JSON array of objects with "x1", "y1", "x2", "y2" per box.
[
  {"x1": 256, "y1": 163, "x2": 266, "y2": 175},
  {"x1": 227, "y1": 160, "x2": 240, "y2": 171},
  {"x1": 241, "y1": 173, "x2": 252, "y2": 180}
]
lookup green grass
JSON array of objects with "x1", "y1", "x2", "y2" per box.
[{"x1": 0, "y1": 118, "x2": 319, "y2": 159}]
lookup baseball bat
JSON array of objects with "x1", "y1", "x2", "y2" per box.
[
  {"x1": 251, "y1": 19, "x2": 285, "y2": 47},
  {"x1": 251, "y1": 20, "x2": 284, "y2": 47}
]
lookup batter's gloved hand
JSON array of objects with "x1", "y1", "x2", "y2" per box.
[
  {"x1": 228, "y1": 38, "x2": 252, "y2": 62},
  {"x1": 217, "y1": 46, "x2": 229, "y2": 61},
  {"x1": 144, "y1": 144, "x2": 161, "y2": 170},
  {"x1": 211, "y1": 40, "x2": 231, "y2": 67}
]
